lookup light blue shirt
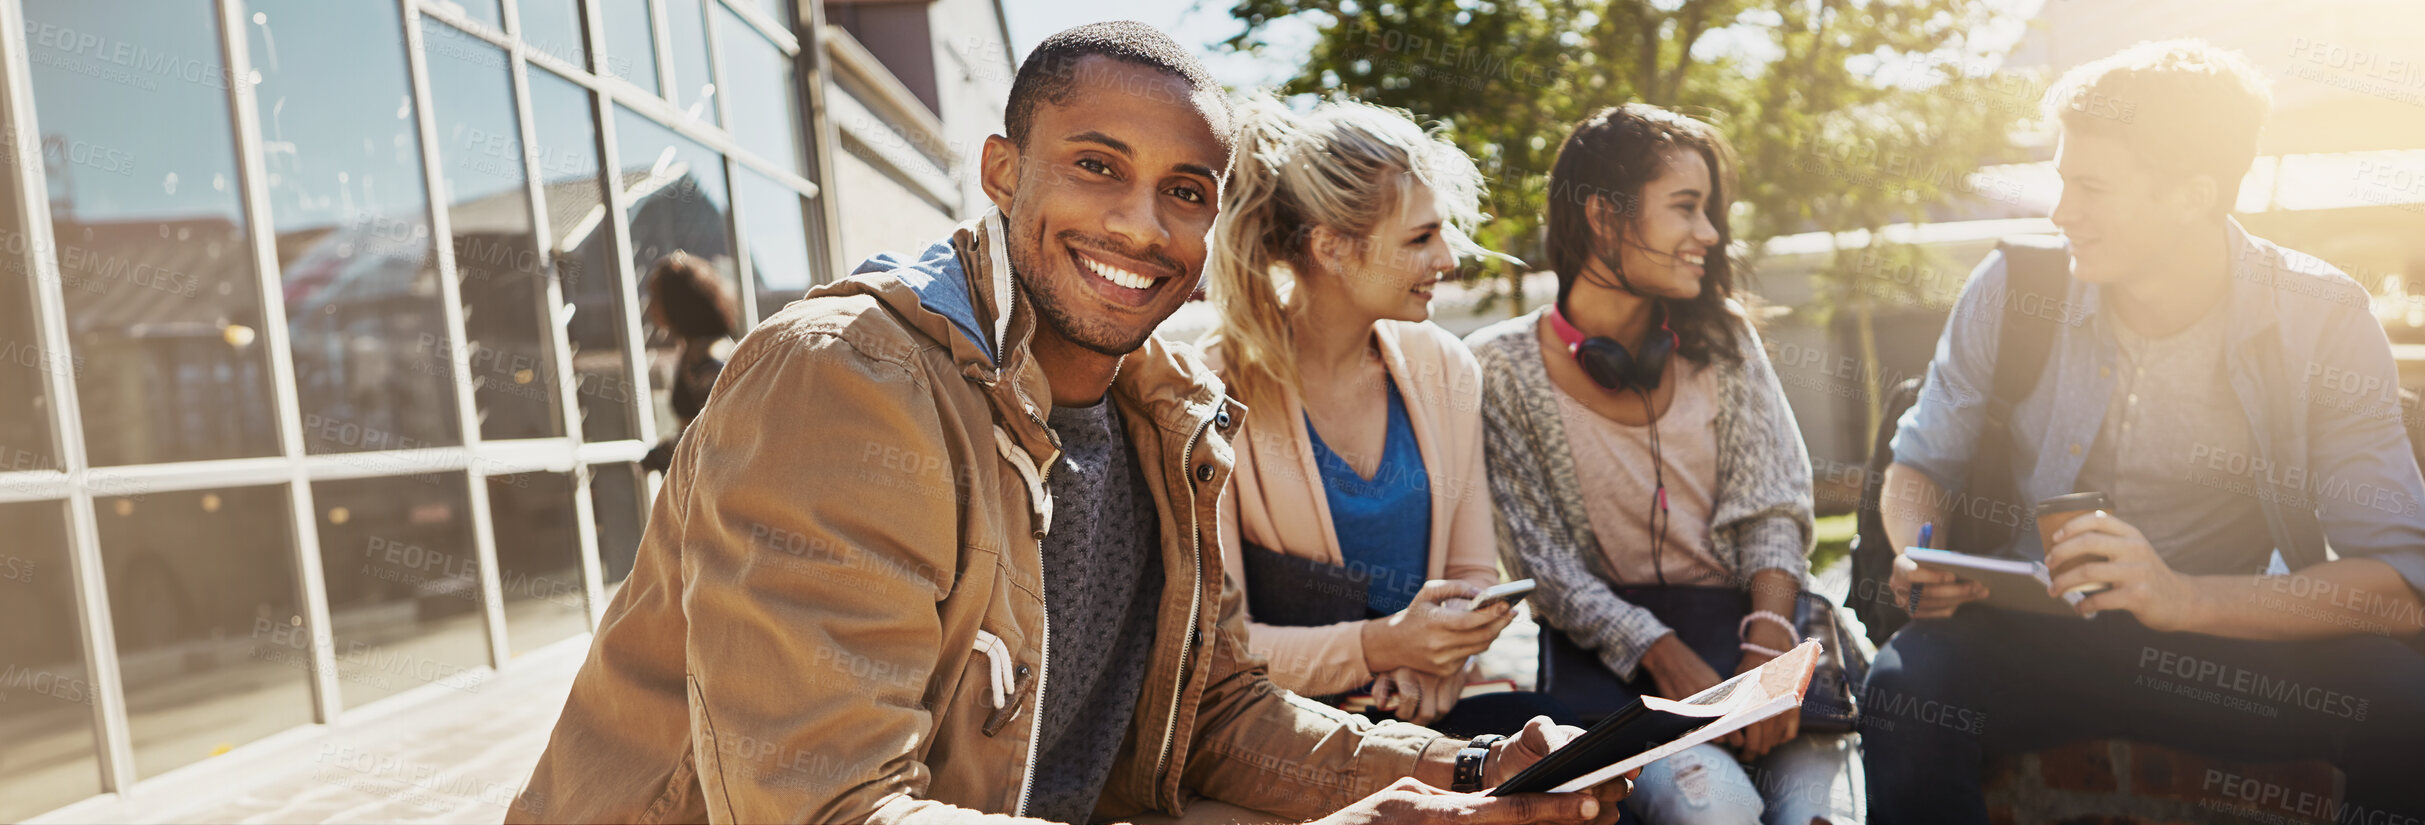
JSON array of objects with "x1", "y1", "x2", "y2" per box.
[{"x1": 1890, "y1": 218, "x2": 2425, "y2": 594}]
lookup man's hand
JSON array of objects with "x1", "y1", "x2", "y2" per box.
[
  {"x1": 1890, "y1": 552, "x2": 1987, "y2": 619},
  {"x1": 2045, "y1": 511, "x2": 2204, "y2": 632},
  {"x1": 1364, "y1": 580, "x2": 1518, "y2": 676},
  {"x1": 1306, "y1": 777, "x2": 1616, "y2": 825},
  {"x1": 1480, "y1": 717, "x2": 1633, "y2": 825},
  {"x1": 1483, "y1": 716, "x2": 1576, "y2": 786},
  {"x1": 1390, "y1": 717, "x2": 1632, "y2": 824}
]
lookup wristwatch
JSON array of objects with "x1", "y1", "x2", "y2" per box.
[{"x1": 1451, "y1": 734, "x2": 1506, "y2": 793}]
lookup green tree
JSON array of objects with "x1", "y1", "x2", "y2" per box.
[{"x1": 1224, "y1": 0, "x2": 2036, "y2": 440}]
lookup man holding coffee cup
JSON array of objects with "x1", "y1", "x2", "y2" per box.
[
  {"x1": 2037, "y1": 492, "x2": 2109, "y2": 599},
  {"x1": 1860, "y1": 41, "x2": 2425, "y2": 824}
]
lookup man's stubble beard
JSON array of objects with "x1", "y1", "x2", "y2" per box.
[{"x1": 1005, "y1": 206, "x2": 1162, "y2": 358}]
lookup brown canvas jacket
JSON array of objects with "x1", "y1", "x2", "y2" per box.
[{"x1": 508, "y1": 211, "x2": 1441, "y2": 824}]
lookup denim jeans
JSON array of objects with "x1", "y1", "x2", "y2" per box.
[
  {"x1": 1861, "y1": 607, "x2": 2425, "y2": 825},
  {"x1": 1625, "y1": 733, "x2": 1863, "y2": 825}
]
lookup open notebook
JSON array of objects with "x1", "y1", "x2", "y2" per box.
[
  {"x1": 1493, "y1": 640, "x2": 1821, "y2": 795},
  {"x1": 1905, "y1": 547, "x2": 2091, "y2": 617}
]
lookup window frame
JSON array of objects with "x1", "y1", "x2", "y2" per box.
[{"x1": 0, "y1": 0, "x2": 831, "y2": 808}]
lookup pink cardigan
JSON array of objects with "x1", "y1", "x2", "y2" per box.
[{"x1": 1206, "y1": 320, "x2": 1502, "y2": 697}]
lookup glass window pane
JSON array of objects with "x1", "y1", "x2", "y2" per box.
[
  {"x1": 613, "y1": 106, "x2": 735, "y2": 440},
  {"x1": 244, "y1": 2, "x2": 463, "y2": 454},
  {"x1": 0, "y1": 143, "x2": 55, "y2": 472},
  {"x1": 99, "y1": 485, "x2": 310, "y2": 780},
  {"x1": 517, "y1": 0, "x2": 588, "y2": 67},
  {"x1": 599, "y1": 0, "x2": 658, "y2": 96},
  {"x1": 715, "y1": 5, "x2": 802, "y2": 176},
  {"x1": 424, "y1": 21, "x2": 566, "y2": 441},
  {"x1": 665, "y1": 0, "x2": 716, "y2": 123},
  {"x1": 490, "y1": 471, "x2": 587, "y2": 655},
  {"x1": 738, "y1": 170, "x2": 812, "y2": 324},
  {"x1": 0, "y1": 502, "x2": 102, "y2": 821},
  {"x1": 754, "y1": 0, "x2": 790, "y2": 25},
  {"x1": 24, "y1": 0, "x2": 281, "y2": 467},
  {"x1": 588, "y1": 462, "x2": 645, "y2": 587},
  {"x1": 314, "y1": 473, "x2": 487, "y2": 709},
  {"x1": 433, "y1": 0, "x2": 503, "y2": 31},
  {"x1": 529, "y1": 70, "x2": 638, "y2": 443}
]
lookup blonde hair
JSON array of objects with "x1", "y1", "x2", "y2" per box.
[{"x1": 1207, "y1": 95, "x2": 1499, "y2": 406}]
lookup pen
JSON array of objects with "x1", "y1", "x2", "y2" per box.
[{"x1": 1910, "y1": 522, "x2": 1934, "y2": 612}]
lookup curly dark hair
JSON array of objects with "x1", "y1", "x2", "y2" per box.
[
  {"x1": 1545, "y1": 104, "x2": 1747, "y2": 365},
  {"x1": 645, "y1": 251, "x2": 738, "y2": 339}
]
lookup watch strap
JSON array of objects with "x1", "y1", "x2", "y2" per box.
[{"x1": 1451, "y1": 734, "x2": 1506, "y2": 792}]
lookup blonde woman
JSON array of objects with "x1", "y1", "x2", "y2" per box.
[{"x1": 1205, "y1": 97, "x2": 1569, "y2": 736}]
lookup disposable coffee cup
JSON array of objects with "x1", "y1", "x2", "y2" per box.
[{"x1": 2036, "y1": 492, "x2": 2112, "y2": 594}]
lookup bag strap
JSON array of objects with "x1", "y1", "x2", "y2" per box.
[
  {"x1": 1986, "y1": 235, "x2": 2071, "y2": 426},
  {"x1": 1954, "y1": 236, "x2": 2071, "y2": 556}
]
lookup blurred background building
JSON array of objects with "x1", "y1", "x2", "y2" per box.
[{"x1": 0, "y1": 0, "x2": 1009, "y2": 818}]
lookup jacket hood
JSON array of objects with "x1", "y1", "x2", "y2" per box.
[
  {"x1": 833, "y1": 209, "x2": 1231, "y2": 447},
  {"x1": 848, "y1": 211, "x2": 1017, "y2": 368}
]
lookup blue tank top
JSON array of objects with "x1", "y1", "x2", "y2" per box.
[{"x1": 1306, "y1": 381, "x2": 1433, "y2": 616}]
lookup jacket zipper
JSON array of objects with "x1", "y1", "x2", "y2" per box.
[
  {"x1": 1152, "y1": 415, "x2": 1213, "y2": 795},
  {"x1": 988, "y1": 221, "x2": 1064, "y2": 818},
  {"x1": 998, "y1": 428, "x2": 1054, "y2": 818},
  {"x1": 1014, "y1": 533, "x2": 1050, "y2": 818}
]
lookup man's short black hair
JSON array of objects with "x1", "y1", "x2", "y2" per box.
[{"x1": 1005, "y1": 21, "x2": 1232, "y2": 155}]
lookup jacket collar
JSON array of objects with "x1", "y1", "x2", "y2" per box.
[
  {"x1": 1110, "y1": 334, "x2": 1230, "y2": 440},
  {"x1": 833, "y1": 211, "x2": 1016, "y2": 369},
  {"x1": 2219, "y1": 215, "x2": 2287, "y2": 346},
  {"x1": 2082, "y1": 216, "x2": 2284, "y2": 349},
  {"x1": 837, "y1": 208, "x2": 1227, "y2": 450}
]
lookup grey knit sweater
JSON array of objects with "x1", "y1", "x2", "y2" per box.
[{"x1": 1467, "y1": 307, "x2": 1814, "y2": 680}]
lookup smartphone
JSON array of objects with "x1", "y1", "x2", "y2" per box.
[{"x1": 1468, "y1": 579, "x2": 1537, "y2": 611}]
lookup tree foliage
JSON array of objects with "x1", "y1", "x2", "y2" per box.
[
  {"x1": 1225, "y1": 0, "x2": 2032, "y2": 271},
  {"x1": 1226, "y1": 0, "x2": 2040, "y2": 430}
]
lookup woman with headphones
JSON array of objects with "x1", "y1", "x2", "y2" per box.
[
  {"x1": 1465, "y1": 105, "x2": 1860, "y2": 824},
  {"x1": 1202, "y1": 96, "x2": 1570, "y2": 736}
]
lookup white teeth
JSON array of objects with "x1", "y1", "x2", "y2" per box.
[
  {"x1": 1079, "y1": 254, "x2": 1155, "y2": 290},
  {"x1": 1683, "y1": 253, "x2": 1706, "y2": 266}
]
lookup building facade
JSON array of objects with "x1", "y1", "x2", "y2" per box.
[{"x1": 0, "y1": 0, "x2": 1009, "y2": 818}]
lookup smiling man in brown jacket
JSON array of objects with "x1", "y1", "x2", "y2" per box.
[{"x1": 506, "y1": 22, "x2": 1629, "y2": 825}]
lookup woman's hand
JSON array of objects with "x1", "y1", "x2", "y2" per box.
[
  {"x1": 1637, "y1": 633, "x2": 1723, "y2": 701},
  {"x1": 1727, "y1": 632, "x2": 1799, "y2": 760},
  {"x1": 1642, "y1": 632, "x2": 1801, "y2": 754},
  {"x1": 1372, "y1": 662, "x2": 1474, "y2": 726},
  {"x1": 1363, "y1": 580, "x2": 1517, "y2": 675},
  {"x1": 1728, "y1": 571, "x2": 1805, "y2": 758}
]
